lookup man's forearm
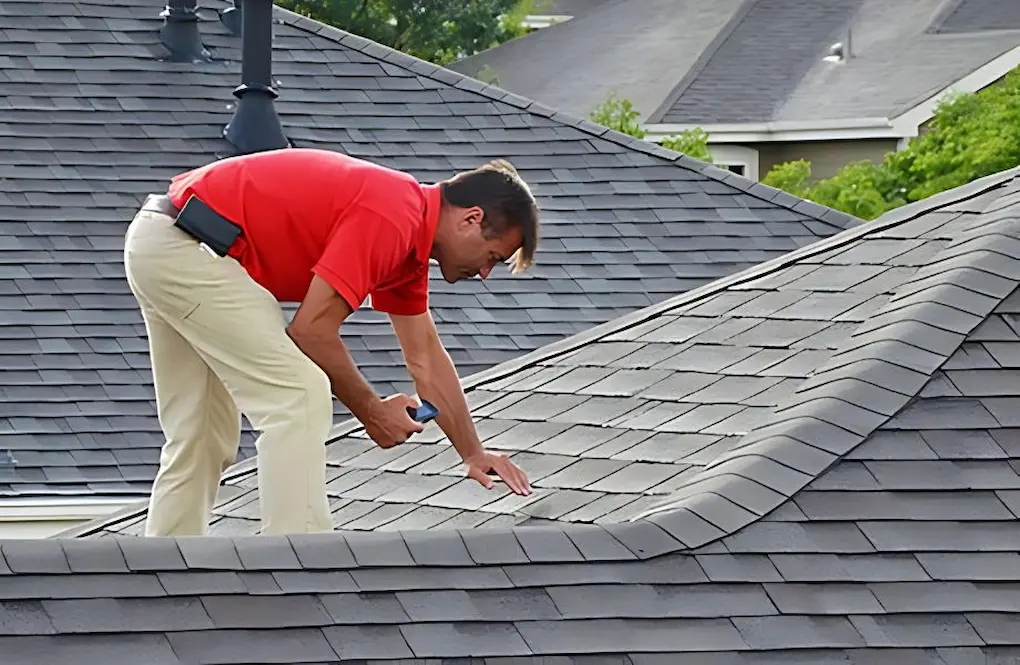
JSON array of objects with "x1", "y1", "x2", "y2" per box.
[
  {"x1": 412, "y1": 345, "x2": 484, "y2": 461},
  {"x1": 286, "y1": 326, "x2": 378, "y2": 420}
]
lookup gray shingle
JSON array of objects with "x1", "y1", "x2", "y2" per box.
[
  {"x1": 400, "y1": 622, "x2": 532, "y2": 658},
  {"x1": 322, "y1": 624, "x2": 416, "y2": 659},
  {"x1": 166, "y1": 628, "x2": 340, "y2": 663}
]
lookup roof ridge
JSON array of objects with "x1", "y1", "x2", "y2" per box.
[
  {"x1": 270, "y1": 4, "x2": 861, "y2": 230},
  {"x1": 632, "y1": 204, "x2": 1020, "y2": 550}
]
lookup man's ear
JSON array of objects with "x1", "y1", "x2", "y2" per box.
[{"x1": 461, "y1": 205, "x2": 484, "y2": 229}]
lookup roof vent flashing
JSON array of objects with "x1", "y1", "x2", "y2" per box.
[
  {"x1": 222, "y1": 0, "x2": 290, "y2": 156},
  {"x1": 159, "y1": 0, "x2": 212, "y2": 62}
]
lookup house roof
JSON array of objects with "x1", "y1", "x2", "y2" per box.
[
  {"x1": 0, "y1": 0, "x2": 858, "y2": 503},
  {"x1": 12, "y1": 164, "x2": 1020, "y2": 663},
  {"x1": 449, "y1": 0, "x2": 744, "y2": 124},
  {"x1": 450, "y1": 0, "x2": 1020, "y2": 126}
]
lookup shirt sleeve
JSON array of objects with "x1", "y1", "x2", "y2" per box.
[
  {"x1": 312, "y1": 214, "x2": 411, "y2": 312},
  {"x1": 369, "y1": 269, "x2": 430, "y2": 316}
]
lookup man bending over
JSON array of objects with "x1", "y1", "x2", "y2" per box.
[{"x1": 123, "y1": 147, "x2": 538, "y2": 536}]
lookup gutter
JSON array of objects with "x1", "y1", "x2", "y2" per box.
[
  {"x1": 0, "y1": 496, "x2": 138, "y2": 522},
  {"x1": 644, "y1": 117, "x2": 902, "y2": 144},
  {"x1": 522, "y1": 13, "x2": 573, "y2": 29}
]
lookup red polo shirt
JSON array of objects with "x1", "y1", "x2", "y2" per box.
[{"x1": 166, "y1": 148, "x2": 438, "y2": 316}]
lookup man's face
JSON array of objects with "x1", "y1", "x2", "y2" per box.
[{"x1": 438, "y1": 207, "x2": 523, "y2": 283}]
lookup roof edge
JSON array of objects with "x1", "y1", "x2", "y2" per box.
[
  {"x1": 60, "y1": 168, "x2": 1020, "y2": 542},
  {"x1": 636, "y1": 210, "x2": 1020, "y2": 550},
  {"x1": 270, "y1": 4, "x2": 861, "y2": 230}
]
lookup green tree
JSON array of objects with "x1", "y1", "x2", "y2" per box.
[
  {"x1": 661, "y1": 128, "x2": 713, "y2": 163},
  {"x1": 760, "y1": 159, "x2": 811, "y2": 199},
  {"x1": 589, "y1": 93, "x2": 713, "y2": 163},
  {"x1": 762, "y1": 65, "x2": 1020, "y2": 219},
  {"x1": 278, "y1": 0, "x2": 534, "y2": 65},
  {"x1": 590, "y1": 92, "x2": 647, "y2": 138}
]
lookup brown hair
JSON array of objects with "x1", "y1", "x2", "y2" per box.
[{"x1": 441, "y1": 159, "x2": 539, "y2": 273}]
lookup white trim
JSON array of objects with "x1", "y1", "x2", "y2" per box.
[
  {"x1": 0, "y1": 496, "x2": 135, "y2": 522},
  {"x1": 645, "y1": 118, "x2": 900, "y2": 144},
  {"x1": 644, "y1": 45, "x2": 1020, "y2": 144},
  {"x1": 710, "y1": 144, "x2": 760, "y2": 181},
  {"x1": 522, "y1": 14, "x2": 572, "y2": 29}
]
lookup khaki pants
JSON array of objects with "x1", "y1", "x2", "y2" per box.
[{"x1": 123, "y1": 205, "x2": 334, "y2": 536}]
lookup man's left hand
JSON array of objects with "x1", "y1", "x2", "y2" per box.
[{"x1": 464, "y1": 451, "x2": 532, "y2": 496}]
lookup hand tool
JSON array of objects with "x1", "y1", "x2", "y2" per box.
[{"x1": 407, "y1": 400, "x2": 439, "y2": 424}]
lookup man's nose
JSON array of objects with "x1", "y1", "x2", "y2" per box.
[{"x1": 479, "y1": 265, "x2": 492, "y2": 279}]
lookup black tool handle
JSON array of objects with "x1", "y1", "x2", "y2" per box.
[{"x1": 407, "y1": 400, "x2": 439, "y2": 423}]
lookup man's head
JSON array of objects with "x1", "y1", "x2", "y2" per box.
[{"x1": 432, "y1": 159, "x2": 539, "y2": 283}]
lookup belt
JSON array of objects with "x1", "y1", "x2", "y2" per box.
[
  {"x1": 140, "y1": 192, "x2": 244, "y2": 258},
  {"x1": 141, "y1": 194, "x2": 181, "y2": 219}
]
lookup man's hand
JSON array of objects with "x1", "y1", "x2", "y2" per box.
[
  {"x1": 389, "y1": 311, "x2": 531, "y2": 495},
  {"x1": 364, "y1": 394, "x2": 424, "y2": 448},
  {"x1": 463, "y1": 450, "x2": 532, "y2": 496}
]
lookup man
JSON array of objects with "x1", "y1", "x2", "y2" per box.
[{"x1": 123, "y1": 147, "x2": 538, "y2": 537}]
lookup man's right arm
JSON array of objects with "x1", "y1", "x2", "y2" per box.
[{"x1": 286, "y1": 275, "x2": 379, "y2": 419}]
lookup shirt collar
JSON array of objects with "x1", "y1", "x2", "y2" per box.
[{"x1": 417, "y1": 183, "x2": 441, "y2": 265}]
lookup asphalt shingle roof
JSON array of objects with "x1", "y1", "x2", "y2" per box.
[
  {"x1": 450, "y1": 0, "x2": 743, "y2": 122},
  {"x1": 0, "y1": 0, "x2": 858, "y2": 501},
  {"x1": 8, "y1": 166, "x2": 1014, "y2": 663},
  {"x1": 657, "y1": 0, "x2": 867, "y2": 124}
]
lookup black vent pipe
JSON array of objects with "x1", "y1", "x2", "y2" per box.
[
  {"x1": 220, "y1": 0, "x2": 243, "y2": 36},
  {"x1": 222, "y1": 0, "x2": 290, "y2": 155},
  {"x1": 159, "y1": 0, "x2": 211, "y2": 62}
]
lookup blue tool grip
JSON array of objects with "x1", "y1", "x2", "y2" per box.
[{"x1": 407, "y1": 400, "x2": 439, "y2": 423}]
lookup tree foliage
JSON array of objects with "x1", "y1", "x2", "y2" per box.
[
  {"x1": 660, "y1": 128, "x2": 713, "y2": 163},
  {"x1": 278, "y1": 0, "x2": 535, "y2": 65},
  {"x1": 762, "y1": 66, "x2": 1020, "y2": 220},
  {"x1": 589, "y1": 93, "x2": 713, "y2": 163},
  {"x1": 590, "y1": 92, "x2": 647, "y2": 138}
]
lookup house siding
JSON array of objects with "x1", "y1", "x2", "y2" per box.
[{"x1": 752, "y1": 138, "x2": 900, "y2": 181}]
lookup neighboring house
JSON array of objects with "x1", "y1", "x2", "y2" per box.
[
  {"x1": 451, "y1": 0, "x2": 1020, "y2": 181},
  {"x1": 0, "y1": 0, "x2": 858, "y2": 537},
  {"x1": 11, "y1": 163, "x2": 1020, "y2": 663}
]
